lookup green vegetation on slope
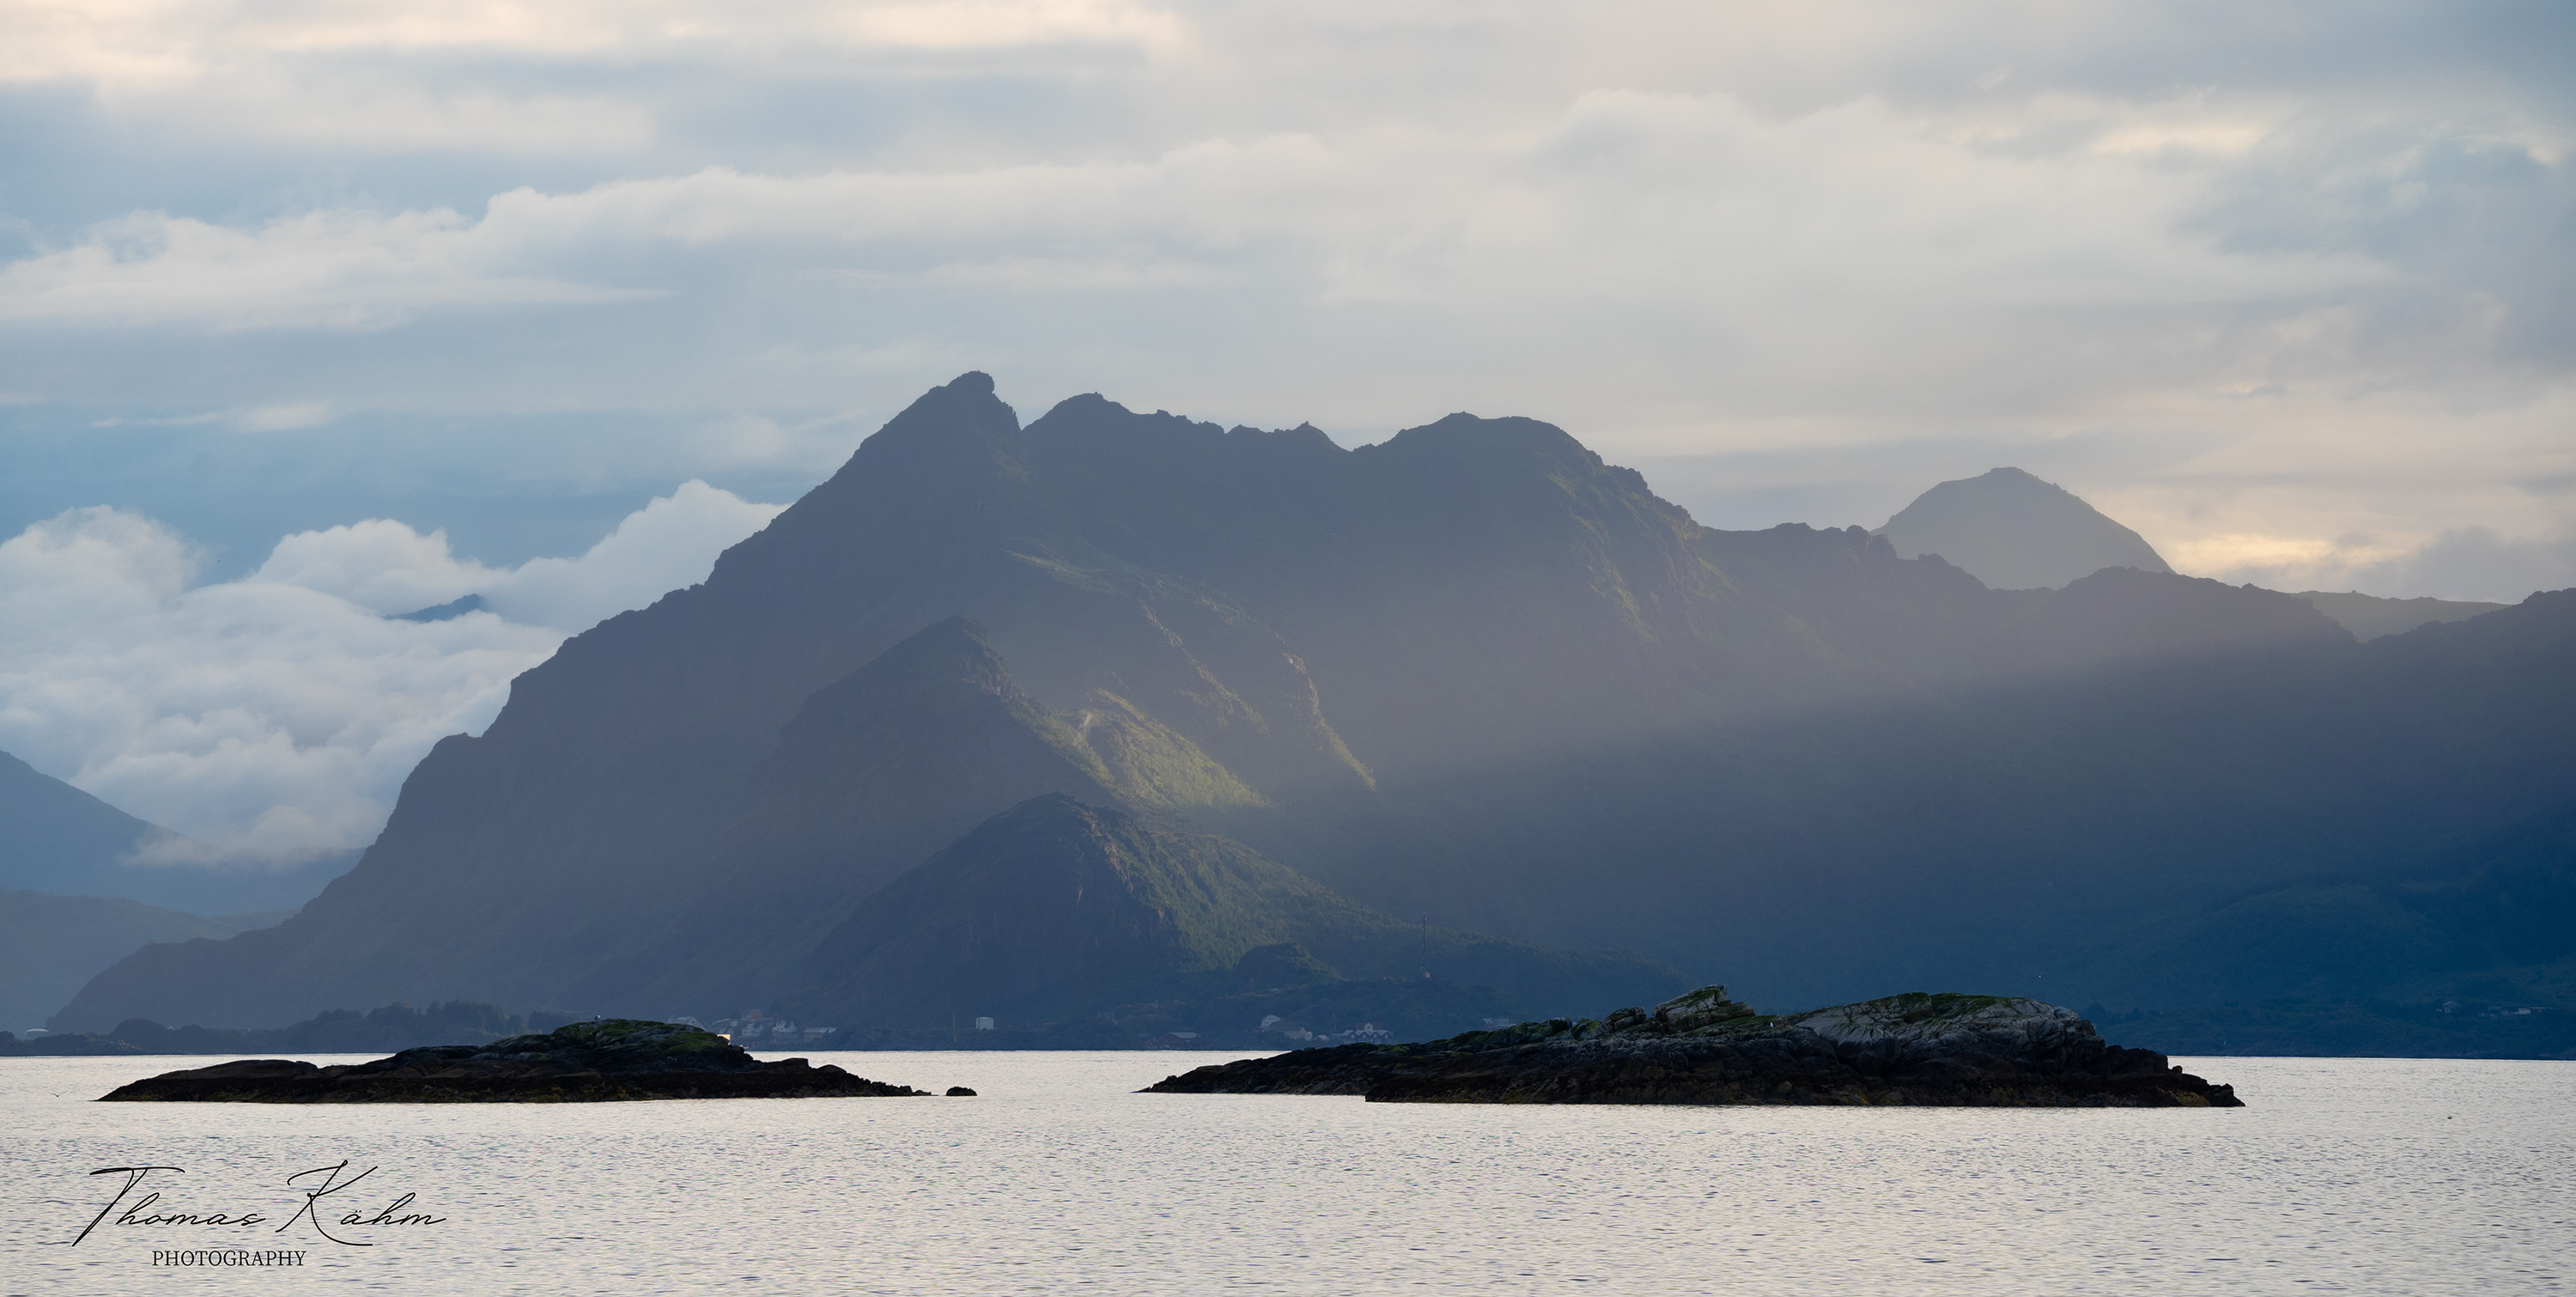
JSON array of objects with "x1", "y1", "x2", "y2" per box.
[{"x1": 793, "y1": 794, "x2": 1682, "y2": 1031}]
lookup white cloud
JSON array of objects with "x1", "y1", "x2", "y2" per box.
[
  {"x1": 2166, "y1": 526, "x2": 2576, "y2": 605},
  {"x1": 0, "y1": 97, "x2": 2394, "y2": 344},
  {"x1": 0, "y1": 0, "x2": 2565, "y2": 602},
  {"x1": 91, "y1": 400, "x2": 337, "y2": 430},
  {"x1": 0, "y1": 482, "x2": 781, "y2": 864},
  {"x1": 0, "y1": 508, "x2": 550, "y2": 864},
  {"x1": 0, "y1": 0, "x2": 1184, "y2": 88},
  {"x1": 252, "y1": 516, "x2": 499, "y2": 614},
  {"x1": 232, "y1": 400, "x2": 334, "y2": 431},
  {"x1": 253, "y1": 479, "x2": 784, "y2": 628},
  {"x1": 0, "y1": 207, "x2": 658, "y2": 330},
  {"x1": 480, "y1": 480, "x2": 785, "y2": 630},
  {"x1": 0, "y1": 0, "x2": 1183, "y2": 157}
]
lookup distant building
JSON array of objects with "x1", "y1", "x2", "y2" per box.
[{"x1": 1259, "y1": 1014, "x2": 1315, "y2": 1041}]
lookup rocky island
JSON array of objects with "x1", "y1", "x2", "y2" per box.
[
  {"x1": 1145, "y1": 988, "x2": 2243, "y2": 1106},
  {"x1": 100, "y1": 1019, "x2": 931, "y2": 1103}
]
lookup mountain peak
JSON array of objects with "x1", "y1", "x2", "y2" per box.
[{"x1": 1874, "y1": 466, "x2": 2172, "y2": 590}]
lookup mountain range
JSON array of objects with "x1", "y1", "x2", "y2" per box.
[{"x1": 43, "y1": 374, "x2": 2576, "y2": 1051}]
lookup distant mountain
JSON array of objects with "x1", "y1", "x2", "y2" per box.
[
  {"x1": 2293, "y1": 590, "x2": 2510, "y2": 641},
  {"x1": 0, "y1": 752, "x2": 322, "y2": 1027},
  {"x1": 392, "y1": 594, "x2": 488, "y2": 623},
  {"x1": 52, "y1": 374, "x2": 2576, "y2": 1052},
  {"x1": 1874, "y1": 466, "x2": 2172, "y2": 590},
  {"x1": 1, "y1": 751, "x2": 163, "y2": 895},
  {"x1": 0, "y1": 749, "x2": 350, "y2": 914},
  {"x1": 1868, "y1": 469, "x2": 2511, "y2": 640},
  {"x1": 0, "y1": 888, "x2": 285, "y2": 1031}
]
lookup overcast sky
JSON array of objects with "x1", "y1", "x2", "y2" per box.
[{"x1": 3, "y1": 0, "x2": 2570, "y2": 865}]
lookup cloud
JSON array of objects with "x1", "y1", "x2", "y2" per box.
[
  {"x1": 256, "y1": 478, "x2": 781, "y2": 629},
  {"x1": 0, "y1": 208, "x2": 654, "y2": 330},
  {"x1": 0, "y1": 0, "x2": 1184, "y2": 84},
  {"x1": 0, "y1": 0, "x2": 2567, "y2": 602},
  {"x1": 0, "y1": 508, "x2": 550, "y2": 864},
  {"x1": 90, "y1": 400, "x2": 336, "y2": 430},
  {"x1": 0, "y1": 482, "x2": 781, "y2": 864},
  {"x1": 2372, "y1": 528, "x2": 2576, "y2": 603},
  {"x1": 0, "y1": 0, "x2": 1182, "y2": 159},
  {"x1": 250, "y1": 517, "x2": 501, "y2": 614},
  {"x1": 2175, "y1": 525, "x2": 2576, "y2": 604},
  {"x1": 482, "y1": 480, "x2": 786, "y2": 630},
  {"x1": 0, "y1": 97, "x2": 2402, "y2": 357},
  {"x1": 233, "y1": 400, "x2": 334, "y2": 431}
]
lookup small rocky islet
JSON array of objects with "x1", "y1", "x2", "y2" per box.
[
  {"x1": 1145, "y1": 987, "x2": 2244, "y2": 1107},
  {"x1": 99, "y1": 1020, "x2": 933, "y2": 1103}
]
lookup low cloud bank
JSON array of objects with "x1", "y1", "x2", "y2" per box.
[
  {"x1": 254, "y1": 479, "x2": 784, "y2": 630},
  {"x1": 0, "y1": 482, "x2": 781, "y2": 866},
  {"x1": 2164, "y1": 526, "x2": 2576, "y2": 605}
]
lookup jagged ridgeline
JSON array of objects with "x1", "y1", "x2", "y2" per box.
[{"x1": 49, "y1": 373, "x2": 2576, "y2": 1043}]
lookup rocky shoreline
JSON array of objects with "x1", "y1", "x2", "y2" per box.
[
  {"x1": 1145, "y1": 988, "x2": 2244, "y2": 1107},
  {"x1": 100, "y1": 1020, "x2": 932, "y2": 1103}
]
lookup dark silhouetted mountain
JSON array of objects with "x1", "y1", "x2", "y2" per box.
[
  {"x1": 51, "y1": 375, "x2": 2576, "y2": 1052},
  {"x1": 1874, "y1": 466, "x2": 2172, "y2": 589},
  {"x1": 2294, "y1": 589, "x2": 2510, "y2": 640}
]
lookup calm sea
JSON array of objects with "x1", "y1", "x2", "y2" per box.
[{"x1": 0, "y1": 1051, "x2": 2567, "y2": 1294}]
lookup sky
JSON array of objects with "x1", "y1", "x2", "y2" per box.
[{"x1": 1, "y1": 0, "x2": 2571, "y2": 868}]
